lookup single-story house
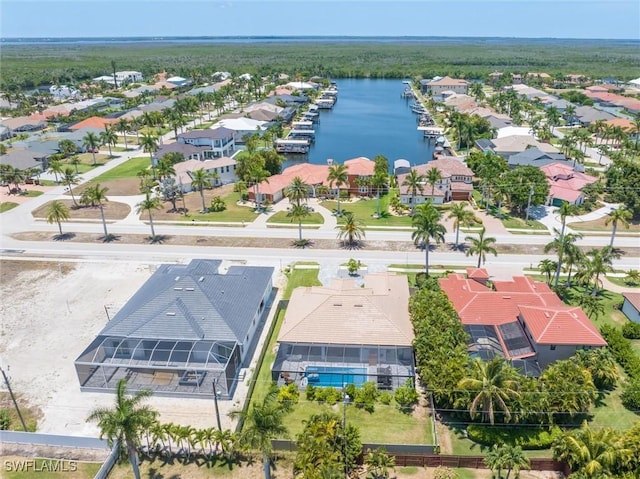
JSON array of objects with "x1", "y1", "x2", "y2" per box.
[
  {"x1": 0, "y1": 149, "x2": 50, "y2": 171},
  {"x1": 439, "y1": 270, "x2": 606, "y2": 371},
  {"x1": 574, "y1": 106, "x2": 616, "y2": 127},
  {"x1": 272, "y1": 273, "x2": 415, "y2": 391},
  {"x1": 397, "y1": 156, "x2": 474, "y2": 205},
  {"x1": 540, "y1": 162, "x2": 598, "y2": 206},
  {"x1": 173, "y1": 157, "x2": 237, "y2": 191},
  {"x1": 622, "y1": 293, "x2": 640, "y2": 323},
  {"x1": 496, "y1": 126, "x2": 534, "y2": 138},
  {"x1": 75, "y1": 259, "x2": 275, "y2": 399},
  {"x1": 177, "y1": 127, "x2": 236, "y2": 158},
  {"x1": 477, "y1": 135, "x2": 560, "y2": 159},
  {"x1": 67, "y1": 116, "x2": 118, "y2": 131},
  {"x1": 507, "y1": 147, "x2": 571, "y2": 170},
  {"x1": 0, "y1": 116, "x2": 47, "y2": 133},
  {"x1": 166, "y1": 76, "x2": 192, "y2": 87}
]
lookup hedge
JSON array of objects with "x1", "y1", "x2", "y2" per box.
[
  {"x1": 466, "y1": 424, "x2": 563, "y2": 450},
  {"x1": 622, "y1": 322, "x2": 640, "y2": 340},
  {"x1": 601, "y1": 325, "x2": 640, "y2": 381}
]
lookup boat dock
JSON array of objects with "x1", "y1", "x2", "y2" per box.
[
  {"x1": 291, "y1": 120, "x2": 314, "y2": 130},
  {"x1": 288, "y1": 129, "x2": 316, "y2": 141},
  {"x1": 275, "y1": 138, "x2": 310, "y2": 154},
  {"x1": 315, "y1": 97, "x2": 335, "y2": 109},
  {"x1": 418, "y1": 126, "x2": 445, "y2": 139}
]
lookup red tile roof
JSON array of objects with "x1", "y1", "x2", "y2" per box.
[
  {"x1": 518, "y1": 305, "x2": 607, "y2": 346},
  {"x1": 623, "y1": 293, "x2": 640, "y2": 312},
  {"x1": 69, "y1": 116, "x2": 117, "y2": 131},
  {"x1": 466, "y1": 268, "x2": 489, "y2": 280}
]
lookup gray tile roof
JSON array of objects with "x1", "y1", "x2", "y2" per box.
[
  {"x1": 508, "y1": 148, "x2": 566, "y2": 167},
  {"x1": 178, "y1": 127, "x2": 235, "y2": 140},
  {"x1": 99, "y1": 260, "x2": 273, "y2": 345}
]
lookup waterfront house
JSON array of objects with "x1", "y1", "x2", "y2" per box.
[
  {"x1": 397, "y1": 156, "x2": 474, "y2": 205},
  {"x1": 212, "y1": 117, "x2": 269, "y2": 143},
  {"x1": 75, "y1": 259, "x2": 274, "y2": 399},
  {"x1": 439, "y1": 270, "x2": 606, "y2": 371},
  {"x1": 177, "y1": 127, "x2": 236, "y2": 158},
  {"x1": 272, "y1": 273, "x2": 415, "y2": 391},
  {"x1": 573, "y1": 106, "x2": 616, "y2": 127},
  {"x1": 422, "y1": 76, "x2": 470, "y2": 97},
  {"x1": 622, "y1": 293, "x2": 640, "y2": 324},
  {"x1": 506, "y1": 147, "x2": 569, "y2": 170},
  {"x1": 477, "y1": 135, "x2": 560, "y2": 159},
  {"x1": 540, "y1": 162, "x2": 598, "y2": 206}
]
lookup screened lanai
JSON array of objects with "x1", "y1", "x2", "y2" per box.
[
  {"x1": 75, "y1": 336, "x2": 241, "y2": 397},
  {"x1": 272, "y1": 343, "x2": 415, "y2": 391}
]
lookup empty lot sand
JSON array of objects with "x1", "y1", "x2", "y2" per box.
[{"x1": 0, "y1": 259, "x2": 238, "y2": 437}]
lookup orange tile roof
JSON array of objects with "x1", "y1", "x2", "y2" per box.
[
  {"x1": 623, "y1": 293, "x2": 640, "y2": 312},
  {"x1": 69, "y1": 116, "x2": 118, "y2": 130},
  {"x1": 518, "y1": 305, "x2": 606, "y2": 346},
  {"x1": 603, "y1": 118, "x2": 634, "y2": 130},
  {"x1": 344, "y1": 157, "x2": 375, "y2": 176},
  {"x1": 466, "y1": 268, "x2": 489, "y2": 280}
]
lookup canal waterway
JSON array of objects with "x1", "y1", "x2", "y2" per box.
[{"x1": 282, "y1": 78, "x2": 436, "y2": 170}]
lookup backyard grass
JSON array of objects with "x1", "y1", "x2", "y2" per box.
[
  {"x1": 0, "y1": 202, "x2": 19, "y2": 212},
  {"x1": 321, "y1": 197, "x2": 413, "y2": 227},
  {"x1": 267, "y1": 211, "x2": 324, "y2": 225},
  {"x1": 590, "y1": 380, "x2": 640, "y2": 431},
  {"x1": 283, "y1": 400, "x2": 434, "y2": 445},
  {"x1": 2, "y1": 458, "x2": 101, "y2": 479},
  {"x1": 89, "y1": 156, "x2": 151, "y2": 183}
]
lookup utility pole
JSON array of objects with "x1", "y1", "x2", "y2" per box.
[
  {"x1": 0, "y1": 366, "x2": 28, "y2": 431},
  {"x1": 525, "y1": 185, "x2": 534, "y2": 222},
  {"x1": 213, "y1": 378, "x2": 222, "y2": 430}
]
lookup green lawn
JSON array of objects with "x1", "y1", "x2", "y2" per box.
[
  {"x1": 590, "y1": 380, "x2": 640, "y2": 431},
  {"x1": 2, "y1": 459, "x2": 101, "y2": 479},
  {"x1": 90, "y1": 156, "x2": 151, "y2": 182},
  {"x1": 267, "y1": 211, "x2": 324, "y2": 225},
  {"x1": 283, "y1": 401, "x2": 433, "y2": 444},
  {"x1": 180, "y1": 192, "x2": 259, "y2": 223},
  {"x1": 246, "y1": 265, "x2": 321, "y2": 409},
  {"x1": 0, "y1": 202, "x2": 19, "y2": 212},
  {"x1": 448, "y1": 424, "x2": 552, "y2": 458},
  {"x1": 321, "y1": 197, "x2": 413, "y2": 227},
  {"x1": 22, "y1": 190, "x2": 43, "y2": 197},
  {"x1": 606, "y1": 276, "x2": 640, "y2": 289},
  {"x1": 499, "y1": 215, "x2": 548, "y2": 230}
]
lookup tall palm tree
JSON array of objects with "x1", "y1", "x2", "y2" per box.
[
  {"x1": 47, "y1": 159, "x2": 64, "y2": 184},
  {"x1": 544, "y1": 229, "x2": 583, "y2": 286},
  {"x1": 288, "y1": 203, "x2": 310, "y2": 243},
  {"x1": 502, "y1": 445, "x2": 530, "y2": 479},
  {"x1": 116, "y1": 118, "x2": 130, "y2": 150},
  {"x1": 604, "y1": 206, "x2": 632, "y2": 248},
  {"x1": 100, "y1": 126, "x2": 118, "y2": 158},
  {"x1": 458, "y1": 357, "x2": 520, "y2": 425},
  {"x1": 465, "y1": 226, "x2": 498, "y2": 268},
  {"x1": 337, "y1": 212, "x2": 366, "y2": 247},
  {"x1": 371, "y1": 172, "x2": 387, "y2": 218},
  {"x1": 539, "y1": 258, "x2": 557, "y2": 285},
  {"x1": 140, "y1": 133, "x2": 159, "y2": 175},
  {"x1": 327, "y1": 162, "x2": 349, "y2": 216},
  {"x1": 46, "y1": 200, "x2": 70, "y2": 235},
  {"x1": 87, "y1": 378, "x2": 157, "y2": 479},
  {"x1": 86, "y1": 183, "x2": 110, "y2": 238},
  {"x1": 230, "y1": 386, "x2": 288, "y2": 479},
  {"x1": 402, "y1": 170, "x2": 425, "y2": 215},
  {"x1": 425, "y1": 167, "x2": 442, "y2": 198},
  {"x1": 248, "y1": 164, "x2": 270, "y2": 212},
  {"x1": 447, "y1": 202, "x2": 477, "y2": 247},
  {"x1": 61, "y1": 166, "x2": 80, "y2": 207},
  {"x1": 136, "y1": 192, "x2": 161, "y2": 242},
  {"x1": 155, "y1": 158, "x2": 176, "y2": 182},
  {"x1": 189, "y1": 168, "x2": 213, "y2": 213},
  {"x1": 576, "y1": 247, "x2": 616, "y2": 295},
  {"x1": 552, "y1": 202, "x2": 577, "y2": 287},
  {"x1": 552, "y1": 422, "x2": 632, "y2": 478},
  {"x1": 83, "y1": 131, "x2": 100, "y2": 166},
  {"x1": 285, "y1": 176, "x2": 309, "y2": 206},
  {"x1": 411, "y1": 202, "x2": 446, "y2": 276}
]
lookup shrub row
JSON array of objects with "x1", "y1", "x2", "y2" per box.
[
  {"x1": 600, "y1": 325, "x2": 640, "y2": 410},
  {"x1": 466, "y1": 424, "x2": 563, "y2": 450}
]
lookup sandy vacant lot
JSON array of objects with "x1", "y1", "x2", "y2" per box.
[{"x1": 0, "y1": 259, "x2": 282, "y2": 437}]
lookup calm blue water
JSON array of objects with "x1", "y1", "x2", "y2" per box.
[
  {"x1": 284, "y1": 79, "x2": 435, "y2": 170},
  {"x1": 305, "y1": 366, "x2": 368, "y2": 387}
]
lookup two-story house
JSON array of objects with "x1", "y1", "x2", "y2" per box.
[
  {"x1": 397, "y1": 157, "x2": 474, "y2": 205},
  {"x1": 177, "y1": 127, "x2": 236, "y2": 158}
]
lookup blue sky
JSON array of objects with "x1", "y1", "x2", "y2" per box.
[{"x1": 2, "y1": 0, "x2": 639, "y2": 40}]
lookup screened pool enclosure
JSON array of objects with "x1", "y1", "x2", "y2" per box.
[{"x1": 272, "y1": 343, "x2": 415, "y2": 391}]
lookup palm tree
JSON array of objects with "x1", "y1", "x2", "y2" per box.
[
  {"x1": 288, "y1": 203, "x2": 310, "y2": 243},
  {"x1": 140, "y1": 133, "x2": 159, "y2": 175},
  {"x1": 578, "y1": 293, "x2": 605, "y2": 320},
  {"x1": 155, "y1": 158, "x2": 176, "y2": 182},
  {"x1": 189, "y1": 168, "x2": 213, "y2": 212},
  {"x1": 86, "y1": 183, "x2": 110, "y2": 238},
  {"x1": 539, "y1": 259, "x2": 557, "y2": 285},
  {"x1": 465, "y1": 226, "x2": 498, "y2": 268},
  {"x1": 47, "y1": 159, "x2": 64, "y2": 184},
  {"x1": 484, "y1": 444, "x2": 507, "y2": 479},
  {"x1": 552, "y1": 422, "x2": 631, "y2": 477},
  {"x1": 248, "y1": 164, "x2": 270, "y2": 212},
  {"x1": 136, "y1": 192, "x2": 161, "y2": 242},
  {"x1": 46, "y1": 200, "x2": 70, "y2": 235},
  {"x1": 604, "y1": 206, "x2": 632, "y2": 248},
  {"x1": 100, "y1": 126, "x2": 118, "y2": 158},
  {"x1": 551, "y1": 202, "x2": 577, "y2": 287},
  {"x1": 447, "y1": 202, "x2": 477, "y2": 248},
  {"x1": 502, "y1": 445, "x2": 530, "y2": 479},
  {"x1": 285, "y1": 176, "x2": 309, "y2": 206},
  {"x1": 624, "y1": 269, "x2": 640, "y2": 286},
  {"x1": 327, "y1": 162, "x2": 349, "y2": 216},
  {"x1": 458, "y1": 357, "x2": 520, "y2": 425},
  {"x1": 87, "y1": 378, "x2": 157, "y2": 479},
  {"x1": 1, "y1": 165, "x2": 25, "y2": 193},
  {"x1": 364, "y1": 448, "x2": 396, "y2": 479},
  {"x1": 371, "y1": 172, "x2": 387, "y2": 218},
  {"x1": 401, "y1": 169, "x2": 424, "y2": 215},
  {"x1": 230, "y1": 386, "x2": 288, "y2": 479},
  {"x1": 411, "y1": 202, "x2": 446, "y2": 276},
  {"x1": 116, "y1": 118, "x2": 130, "y2": 150},
  {"x1": 425, "y1": 167, "x2": 442, "y2": 197},
  {"x1": 83, "y1": 131, "x2": 100, "y2": 166},
  {"x1": 337, "y1": 212, "x2": 366, "y2": 247},
  {"x1": 576, "y1": 247, "x2": 616, "y2": 295},
  {"x1": 61, "y1": 166, "x2": 80, "y2": 207},
  {"x1": 544, "y1": 229, "x2": 583, "y2": 286}
]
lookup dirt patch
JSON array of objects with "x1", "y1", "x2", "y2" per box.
[
  {"x1": 31, "y1": 200, "x2": 131, "y2": 220},
  {"x1": 73, "y1": 178, "x2": 140, "y2": 197},
  {"x1": 0, "y1": 259, "x2": 76, "y2": 286}
]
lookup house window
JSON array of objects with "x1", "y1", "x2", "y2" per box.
[
  {"x1": 550, "y1": 345, "x2": 556, "y2": 351},
  {"x1": 226, "y1": 166, "x2": 230, "y2": 173}
]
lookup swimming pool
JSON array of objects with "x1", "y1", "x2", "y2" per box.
[{"x1": 304, "y1": 366, "x2": 367, "y2": 387}]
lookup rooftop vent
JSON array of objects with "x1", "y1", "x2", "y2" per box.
[
  {"x1": 502, "y1": 296, "x2": 511, "y2": 299},
  {"x1": 333, "y1": 303, "x2": 342, "y2": 307},
  {"x1": 175, "y1": 276, "x2": 180, "y2": 281},
  {"x1": 544, "y1": 312, "x2": 551, "y2": 318},
  {"x1": 198, "y1": 276, "x2": 205, "y2": 282},
  {"x1": 354, "y1": 304, "x2": 363, "y2": 307},
  {"x1": 174, "y1": 287, "x2": 183, "y2": 291},
  {"x1": 185, "y1": 287, "x2": 195, "y2": 291},
  {"x1": 166, "y1": 312, "x2": 176, "y2": 316}
]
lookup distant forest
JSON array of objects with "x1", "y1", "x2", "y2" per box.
[{"x1": 2, "y1": 40, "x2": 639, "y2": 89}]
